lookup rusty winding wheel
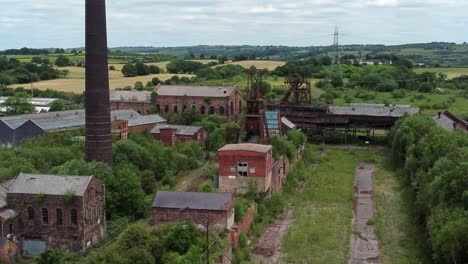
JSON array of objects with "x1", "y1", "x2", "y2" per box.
[{"x1": 281, "y1": 73, "x2": 312, "y2": 105}]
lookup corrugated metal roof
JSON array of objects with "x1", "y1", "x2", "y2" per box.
[
  {"x1": 329, "y1": 106, "x2": 420, "y2": 117},
  {"x1": 150, "y1": 124, "x2": 202, "y2": 136},
  {"x1": 127, "y1": 115, "x2": 166, "y2": 127},
  {"x1": 155, "y1": 85, "x2": 237, "y2": 98},
  {"x1": 109, "y1": 91, "x2": 152, "y2": 103},
  {"x1": 0, "y1": 209, "x2": 16, "y2": 220},
  {"x1": 152, "y1": 191, "x2": 232, "y2": 211},
  {"x1": 8, "y1": 173, "x2": 92, "y2": 196},
  {"x1": 0, "y1": 97, "x2": 57, "y2": 106},
  {"x1": 219, "y1": 143, "x2": 272, "y2": 153}
]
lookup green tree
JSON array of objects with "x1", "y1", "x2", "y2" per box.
[
  {"x1": 135, "y1": 62, "x2": 150, "y2": 76},
  {"x1": 49, "y1": 100, "x2": 65, "y2": 111},
  {"x1": 0, "y1": 92, "x2": 35, "y2": 115},
  {"x1": 217, "y1": 55, "x2": 228, "y2": 64},
  {"x1": 55, "y1": 55, "x2": 72, "y2": 67},
  {"x1": 134, "y1": 81, "x2": 144, "y2": 91},
  {"x1": 35, "y1": 248, "x2": 64, "y2": 264},
  {"x1": 149, "y1": 65, "x2": 161, "y2": 74},
  {"x1": 122, "y1": 64, "x2": 137, "y2": 77}
]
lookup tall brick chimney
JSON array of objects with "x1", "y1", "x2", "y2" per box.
[{"x1": 85, "y1": 0, "x2": 113, "y2": 166}]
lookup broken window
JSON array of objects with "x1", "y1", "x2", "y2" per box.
[
  {"x1": 42, "y1": 208, "x2": 49, "y2": 224},
  {"x1": 71, "y1": 209, "x2": 77, "y2": 225},
  {"x1": 209, "y1": 106, "x2": 215, "y2": 115},
  {"x1": 230, "y1": 166, "x2": 236, "y2": 173},
  {"x1": 201, "y1": 105, "x2": 206, "y2": 115},
  {"x1": 27, "y1": 207, "x2": 34, "y2": 221},
  {"x1": 164, "y1": 105, "x2": 169, "y2": 113},
  {"x1": 173, "y1": 105, "x2": 178, "y2": 114},
  {"x1": 56, "y1": 208, "x2": 63, "y2": 225},
  {"x1": 237, "y1": 162, "x2": 248, "y2": 177}
]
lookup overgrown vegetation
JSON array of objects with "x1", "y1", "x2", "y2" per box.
[{"x1": 389, "y1": 115, "x2": 468, "y2": 263}]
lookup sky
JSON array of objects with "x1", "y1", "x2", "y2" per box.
[{"x1": 0, "y1": 0, "x2": 467, "y2": 50}]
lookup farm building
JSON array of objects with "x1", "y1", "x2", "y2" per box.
[
  {"x1": 433, "y1": 111, "x2": 468, "y2": 132},
  {"x1": 109, "y1": 90, "x2": 153, "y2": 115},
  {"x1": 151, "y1": 191, "x2": 234, "y2": 231},
  {"x1": 218, "y1": 143, "x2": 274, "y2": 195},
  {"x1": 0, "y1": 109, "x2": 166, "y2": 146},
  {"x1": 150, "y1": 124, "x2": 207, "y2": 147},
  {"x1": 0, "y1": 173, "x2": 105, "y2": 255}
]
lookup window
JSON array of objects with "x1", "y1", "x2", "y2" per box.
[
  {"x1": 70, "y1": 209, "x2": 77, "y2": 225},
  {"x1": 183, "y1": 105, "x2": 187, "y2": 111},
  {"x1": 237, "y1": 162, "x2": 248, "y2": 177},
  {"x1": 209, "y1": 106, "x2": 215, "y2": 115},
  {"x1": 27, "y1": 207, "x2": 34, "y2": 221},
  {"x1": 156, "y1": 104, "x2": 160, "y2": 112},
  {"x1": 164, "y1": 105, "x2": 169, "y2": 113},
  {"x1": 239, "y1": 100, "x2": 242, "y2": 114},
  {"x1": 56, "y1": 208, "x2": 63, "y2": 225},
  {"x1": 192, "y1": 105, "x2": 196, "y2": 110},
  {"x1": 250, "y1": 168, "x2": 256, "y2": 174},
  {"x1": 230, "y1": 101, "x2": 234, "y2": 115},
  {"x1": 42, "y1": 208, "x2": 49, "y2": 224},
  {"x1": 85, "y1": 208, "x2": 90, "y2": 224},
  {"x1": 201, "y1": 105, "x2": 206, "y2": 115},
  {"x1": 173, "y1": 105, "x2": 178, "y2": 114},
  {"x1": 219, "y1": 106, "x2": 225, "y2": 115},
  {"x1": 230, "y1": 166, "x2": 236, "y2": 173}
]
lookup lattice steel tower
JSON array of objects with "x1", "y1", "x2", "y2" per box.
[{"x1": 329, "y1": 26, "x2": 342, "y2": 80}]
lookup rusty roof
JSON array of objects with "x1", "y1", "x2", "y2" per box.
[
  {"x1": 218, "y1": 143, "x2": 272, "y2": 153},
  {"x1": 152, "y1": 191, "x2": 232, "y2": 211},
  {"x1": 155, "y1": 85, "x2": 237, "y2": 98}
]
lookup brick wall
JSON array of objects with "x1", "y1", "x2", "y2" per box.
[
  {"x1": 7, "y1": 177, "x2": 105, "y2": 252},
  {"x1": 111, "y1": 101, "x2": 151, "y2": 115},
  {"x1": 128, "y1": 122, "x2": 160, "y2": 134}
]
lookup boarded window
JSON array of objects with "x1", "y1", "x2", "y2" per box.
[
  {"x1": 56, "y1": 208, "x2": 63, "y2": 225},
  {"x1": 27, "y1": 207, "x2": 34, "y2": 221},
  {"x1": 71, "y1": 209, "x2": 77, "y2": 225},
  {"x1": 230, "y1": 166, "x2": 236, "y2": 173},
  {"x1": 42, "y1": 208, "x2": 48, "y2": 224}
]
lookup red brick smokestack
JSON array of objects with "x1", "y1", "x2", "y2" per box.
[{"x1": 85, "y1": 0, "x2": 113, "y2": 166}]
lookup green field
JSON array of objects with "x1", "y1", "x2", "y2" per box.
[
  {"x1": 282, "y1": 148, "x2": 423, "y2": 263},
  {"x1": 413, "y1": 67, "x2": 468, "y2": 79}
]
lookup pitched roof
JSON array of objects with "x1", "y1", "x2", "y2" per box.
[
  {"x1": 109, "y1": 91, "x2": 152, "y2": 103},
  {"x1": 328, "y1": 105, "x2": 420, "y2": 117},
  {"x1": 152, "y1": 191, "x2": 232, "y2": 211},
  {"x1": 150, "y1": 124, "x2": 202, "y2": 136},
  {"x1": 8, "y1": 173, "x2": 93, "y2": 196},
  {"x1": 218, "y1": 143, "x2": 272, "y2": 153},
  {"x1": 433, "y1": 111, "x2": 468, "y2": 132},
  {"x1": 0, "y1": 180, "x2": 14, "y2": 208},
  {"x1": 155, "y1": 85, "x2": 237, "y2": 98},
  {"x1": 127, "y1": 114, "x2": 166, "y2": 127}
]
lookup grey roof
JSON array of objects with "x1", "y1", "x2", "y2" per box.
[
  {"x1": 152, "y1": 191, "x2": 232, "y2": 211},
  {"x1": 433, "y1": 112, "x2": 468, "y2": 132},
  {"x1": 329, "y1": 105, "x2": 420, "y2": 117},
  {"x1": 0, "y1": 97, "x2": 57, "y2": 107},
  {"x1": 219, "y1": 143, "x2": 272, "y2": 153},
  {"x1": 0, "y1": 109, "x2": 160, "y2": 132},
  {"x1": 155, "y1": 85, "x2": 237, "y2": 98},
  {"x1": 109, "y1": 91, "x2": 152, "y2": 103},
  {"x1": 0, "y1": 180, "x2": 14, "y2": 208},
  {"x1": 127, "y1": 114, "x2": 166, "y2": 127},
  {"x1": 150, "y1": 124, "x2": 202, "y2": 136},
  {"x1": 281, "y1": 116, "x2": 296, "y2": 129},
  {"x1": 0, "y1": 209, "x2": 17, "y2": 220},
  {"x1": 8, "y1": 173, "x2": 93, "y2": 196}
]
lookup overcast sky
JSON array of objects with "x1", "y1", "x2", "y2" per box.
[{"x1": 0, "y1": 0, "x2": 467, "y2": 50}]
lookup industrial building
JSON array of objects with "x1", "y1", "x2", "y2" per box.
[
  {"x1": 150, "y1": 124, "x2": 207, "y2": 147},
  {"x1": 0, "y1": 97, "x2": 66, "y2": 113},
  {"x1": 151, "y1": 191, "x2": 234, "y2": 231},
  {"x1": 0, "y1": 173, "x2": 105, "y2": 255},
  {"x1": 110, "y1": 85, "x2": 243, "y2": 121},
  {"x1": 433, "y1": 111, "x2": 468, "y2": 132},
  {"x1": 0, "y1": 109, "x2": 166, "y2": 146},
  {"x1": 218, "y1": 143, "x2": 274, "y2": 194}
]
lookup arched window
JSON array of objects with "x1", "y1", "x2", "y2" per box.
[
  {"x1": 239, "y1": 100, "x2": 242, "y2": 114},
  {"x1": 230, "y1": 101, "x2": 234, "y2": 115},
  {"x1": 173, "y1": 105, "x2": 178, "y2": 114},
  {"x1": 156, "y1": 104, "x2": 160, "y2": 112},
  {"x1": 219, "y1": 106, "x2": 225, "y2": 115},
  {"x1": 201, "y1": 105, "x2": 206, "y2": 115},
  {"x1": 192, "y1": 105, "x2": 196, "y2": 110},
  {"x1": 27, "y1": 207, "x2": 34, "y2": 221},
  {"x1": 209, "y1": 106, "x2": 215, "y2": 115},
  {"x1": 70, "y1": 209, "x2": 77, "y2": 225},
  {"x1": 183, "y1": 105, "x2": 187, "y2": 111},
  {"x1": 42, "y1": 208, "x2": 49, "y2": 224},
  {"x1": 164, "y1": 105, "x2": 169, "y2": 113},
  {"x1": 56, "y1": 208, "x2": 63, "y2": 225}
]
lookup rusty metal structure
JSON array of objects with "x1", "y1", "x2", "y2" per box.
[
  {"x1": 281, "y1": 73, "x2": 311, "y2": 105},
  {"x1": 85, "y1": 0, "x2": 113, "y2": 166},
  {"x1": 242, "y1": 69, "x2": 269, "y2": 144}
]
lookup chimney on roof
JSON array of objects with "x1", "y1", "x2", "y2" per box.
[
  {"x1": 85, "y1": 0, "x2": 113, "y2": 166},
  {"x1": 438, "y1": 111, "x2": 442, "y2": 119}
]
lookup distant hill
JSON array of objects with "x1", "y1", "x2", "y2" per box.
[{"x1": 109, "y1": 42, "x2": 468, "y2": 66}]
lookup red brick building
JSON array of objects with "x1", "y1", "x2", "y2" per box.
[
  {"x1": 151, "y1": 191, "x2": 234, "y2": 231},
  {"x1": 5, "y1": 173, "x2": 106, "y2": 255},
  {"x1": 150, "y1": 124, "x2": 207, "y2": 147},
  {"x1": 154, "y1": 85, "x2": 243, "y2": 121},
  {"x1": 110, "y1": 90, "x2": 153, "y2": 115},
  {"x1": 218, "y1": 144, "x2": 274, "y2": 194}
]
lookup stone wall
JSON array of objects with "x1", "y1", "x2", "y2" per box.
[{"x1": 219, "y1": 174, "x2": 271, "y2": 195}]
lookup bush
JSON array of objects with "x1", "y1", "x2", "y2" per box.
[{"x1": 391, "y1": 89, "x2": 406, "y2": 99}]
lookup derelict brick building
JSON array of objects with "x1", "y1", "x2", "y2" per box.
[
  {"x1": 218, "y1": 144, "x2": 274, "y2": 194},
  {"x1": 5, "y1": 174, "x2": 105, "y2": 255}
]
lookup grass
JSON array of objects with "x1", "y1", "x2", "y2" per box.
[
  {"x1": 282, "y1": 149, "x2": 355, "y2": 263},
  {"x1": 282, "y1": 148, "x2": 424, "y2": 264},
  {"x1": 413, "y1": 67, "x2": 468, "y2": 79}
]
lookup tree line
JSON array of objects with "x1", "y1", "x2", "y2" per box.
[{"x1": 0, "y1": 57, "x2": 68, "y2": 85}]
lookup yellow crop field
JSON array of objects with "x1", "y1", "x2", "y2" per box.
[
  {"x1": 225, "y1": 60, "x2": 285, "y2": 70},
  {"x1": 11, "y1": 66, "x2": 194, "y2": 93}
]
